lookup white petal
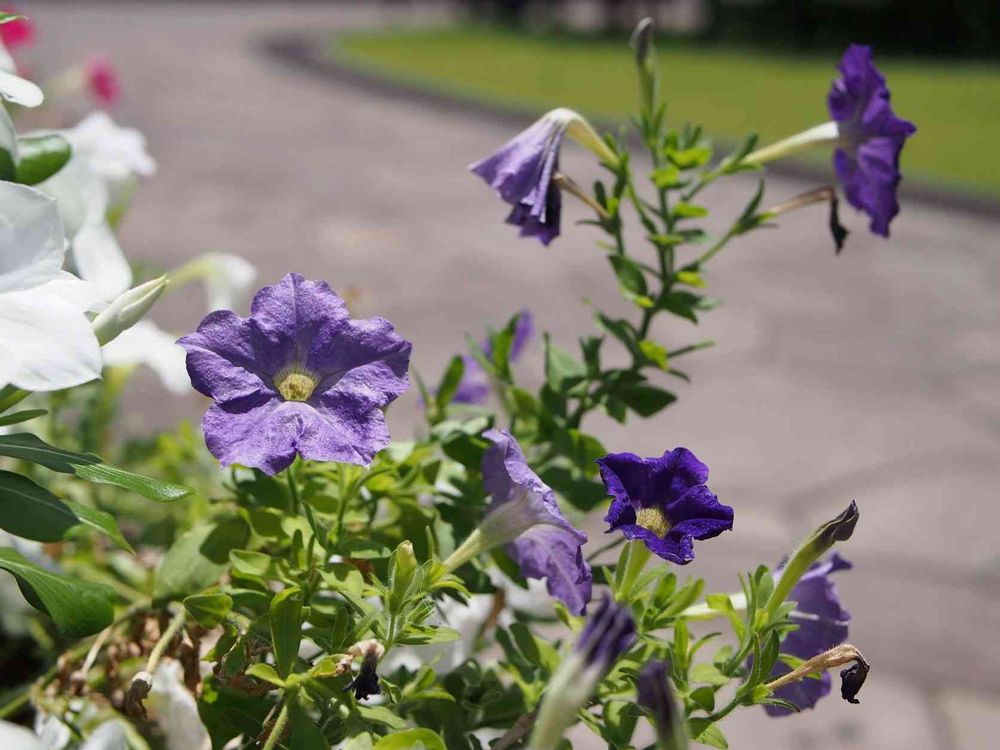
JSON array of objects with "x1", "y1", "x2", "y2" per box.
[
  {"x1": 0, "y1": 286, "x2": 101, "y2": 391},
  {"x1": 0, "y1": 182, "x2": 67, "y2": 294},
  {"x1": 71, "y1": 221, "x2": 132, "y2": 300},
  {"x1": 0, "y1": 720, "x2": 46, "y2": 750},
  {"x1": 36, "y1": 157, "x2": 108, "y2": 239},
  {"x1": 0, "y1": 69, "x2": 43, "y2": 107},
  {"x1": 68, "y1": 112, "x2": 156, "y2": 182},
  {"x1": 149, "y1": 662, "x2": 211, "y2": 750},
  {"x1": 200, "y1": 252, "x2": 257, "y2": 311},
  {"x1": 79, "y1": 720, "x2": 129, "y2": 750},
  {"x1": 103, "y1": 320, "x2": 189, "y2": 394},
  {"x1": 0, "y1": 103, "x2": 17, "y2": 165},
  {"x1": 0, "y1": 40, "x2": 15, "y2": 74}
]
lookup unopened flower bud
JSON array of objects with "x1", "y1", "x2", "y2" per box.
[
  {"x1": 93, "y1": 276, "x2": 168, "y2": 346},
  {"x1": 388, "y1": 540, "x2": 420, "y2": 612},
  {"x1": 637, "y1": 660, "x2": 687, "y2": 750},
  {"x1": 630, "y1": 18, "x2": 658, "y2": 115}
]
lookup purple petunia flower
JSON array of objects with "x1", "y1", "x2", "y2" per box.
[
  {"x1": 480, "y1": 429, "x2": 593, "y2": 614},
  {"x1": 178, "y1": 273, "x2": 411, "y2": 475},
  {"x1": 828, "y1": 44, "x2": 916, "y2": 237},
  {"x1": 598, "y1": 448, "x2": 733, "y2": 564},
  {"x1": 471, "y1": 111, "x2": 569, "y2": 245},
  {"x1": 575, "y1": 593, "x2": 637, "y2": 672},
  {"x1": 454, "y1": 310, "x2": 534, "y2": 405},
  {"x1": 763, "y1": 553, "x2": 852, "y2": 716}
]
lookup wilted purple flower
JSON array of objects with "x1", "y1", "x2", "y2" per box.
[
  {"x1": 178, "y1": 273, "x2": 411, "y2": 475},
  {"x1": 598, "y1": 448, "x2": 733, "y2": 564},
  {"x1": 480, "y1": 429, "x2": 592, "y2": 614},
  {"x1": 828, "y1": 44, "x2": 916, "y2": 237},
  {"x1": 575, "y1": 593, "x2": 637, "y2": 672},
  {"x1": 471, "y1": 112, "x2": 567, "y2": 244},
  {"x1": 454, "y1": 310, "x2": 534, "y2": 405},
  {"x1": 764, "y1": 553, "x2": 852, "y2": 716}
]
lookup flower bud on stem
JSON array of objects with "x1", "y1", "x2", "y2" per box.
[
  {"x1": 765, "y1": 500, "x2": 859, "y2": 620},
  {"x1": 630, "y1": 18, "x2": 658, "y2": 117},
  {"x1": 743, "y1": 121, "x2": 841, "y2": 166}
]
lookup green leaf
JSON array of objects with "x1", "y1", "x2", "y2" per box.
[
  {"x1": 229, "y1": 549, "x2": 273, "y2": 578},
  {"x1": 673, "y1": 201, "x2": 708, "y2": 218},
  {"x1": 183, "y1": 592, "x2": 233, "y2": 628},
  {"x1": 0, "y1": 547, "x2": 115, "y2": 638},
  {"x1": 638, "y1": 339, "x2": 669, "y2": 370},
  {"x1": 544, "y1": 334, "x2": 586, "y2": 390},
  {"x1": 318, "y1": 563, "x2": 364, "y2": 596},
  {"x1": 667, "y1": 145, "x2": 712, "y2": 170},
  {"x1": 395, "y1": 624, "x2": 460, "y2": 646},
  {"x1": 690, "y1": 720, "x2": 728, "y2": 749},
  {"x1": 154, "y1": 518, "x2": 249, "y2": 600},
  {"x1": 689, "y1": 685, "x2": 716, "y2": 713},
  {"x1": 651, "y1": 165, "x2": 684, "y2": 189},
  {"x1": 608, "y1": 255, "x2": 647, "y2": 296},
  {"x1": 615, "y1": 383, "x2": 676, "y2": 417},
  {"x1": 338, "y1": 538, "x2": 391, "y2": 560},
  {"x1": 0, "y1": 470, "x2": 132, "y2": 551},
  {"x1": 290, "y1": 701, "x2": 329, "y2": 750},
  {"x1": 435, "y1": 355, "x2": 465, "y2": 410},
  {"x1": 0, "y1": 433, "x2": 100, "y2": 472},
  {"x1": 0, "y1": 12, "x2": 23, "y2": 24},
  {"x1": 15, "y1": 135, "x2": 72, "y2": 186},
  {"x1": 357, "y1": 704, "x2": 407, "y2": 730},
  {"x1": 690, "y1": 663, "x2": 729, "y2": 687},
  {"x1": 270, "y1": 586, "x2": 303, "y2": 678},
  {"x1": 0, "y1": 409, "x2": 47, "y2": 427},
  {"x1": 73, "y1": 462, "x2": 192, "y2": 503},
  {"x1": 373, "y1": 729, "x2": 446, "y2": 750},
  {"x1": 244, "y1": 662, "x2": 285, "y2": 687}
]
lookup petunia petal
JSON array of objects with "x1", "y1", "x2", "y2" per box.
[
  {"x1": 0, "y1": 182, "x2": 67, "y2": 294},
  {"x1": 178, "y1": 310, "x2": 273, "y2": 405},
  {"x1": 0, "y1": 68, "x2": 43, "y2": 107},
  {"x1": 103, "y1": 320, "x2": 190, "y2": 394},
  {"x1": 71, "y1": 220, "x2": 133, "y2": 300}
]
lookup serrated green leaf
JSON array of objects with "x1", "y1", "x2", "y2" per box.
[
  {"x1": 0, "y1": 547, "x2": 115, "y2": 638},
  {"x1": 15, "y1": 135, "x2": 72, "y2": 185},
  {"x1": 0, "y1": 469, "x2": 132, "y2": 551}
]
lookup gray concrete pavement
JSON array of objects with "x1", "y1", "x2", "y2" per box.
[{"x1": 25, "y1": 2, "x2": 1000, "y2": 748}]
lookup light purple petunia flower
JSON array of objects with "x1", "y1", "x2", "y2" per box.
[
  {"x1": 828, "y1": 44, "x2": 916, "y2": 237},
  {"x1": 480, "y1": 429, "x2": 592, "y2": 614},
  {"x1": 762, "y1": 553, "x2": 852, "y2": 716},
  {"x1": 453, "y1": 310, "x2": 534, "y2": 405},
  {"x1": 598, "y1": 448, "x2": 733, "y2": 564},
  {"x1": 178, "y1": 273, "x2": 411, "y2": 475},
  {"x1": 471, "y1": 112, "x2": 568, "y2": 245}
]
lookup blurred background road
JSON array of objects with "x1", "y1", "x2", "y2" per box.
[{"x1": 22, "y1": 2, "x2": 1000, "y2": 748}]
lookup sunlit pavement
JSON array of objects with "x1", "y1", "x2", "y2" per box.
[{"x1": 28, "y1": 3, "x2": 1000, "y2": 748}]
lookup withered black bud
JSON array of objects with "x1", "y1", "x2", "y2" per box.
[
  {"x1": 343, "y1": 651, "x2": 380, "y2": 700},
  {"x1": 829, "y1": 196, "x2": 849, "y2": 254},
  {"x1": 840, "y1": 658, "x2": 870, "y2": 704}
]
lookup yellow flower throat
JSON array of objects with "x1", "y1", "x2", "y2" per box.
[{"x1": 635, "y1": 507, "x2": 670, "y2": 537}]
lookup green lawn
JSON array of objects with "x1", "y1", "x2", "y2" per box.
[{"x1": 332, "y1": 27, "x2": 1000, "y2": 197}]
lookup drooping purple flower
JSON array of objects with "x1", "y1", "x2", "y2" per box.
[
  {"x1": 470, "y1": 112, "x2": 570, "y2": 245},
  {"x1": 480, "y1": 429, "x2": 592, "y2": 614},
  {"x1": 575, "y1": 593, "x2": 636, "y2": 673},
  {"x1": 598, "y1": 448, "x2": 733, "y2": 564},
  {"x1": 763, "y1": 553, "x2": 852, "y2": 716},
  {"x1": 828, "y1": 44, "x2": 916, "y2": 237},
  {"x1": 454, "y1": 310, "x2": 534, "y2": 405},
  {"x1": 178, "y1": 273, "x2": 411, "y2": 475}
]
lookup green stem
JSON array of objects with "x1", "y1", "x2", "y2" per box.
[
  {"x1": 146, "y1": 605, "x2": 185, "y2": 675},
  {"x1": 693, "y1": 230, "x2": 735, "y2": 267},
  {"x1": 440, "y1": 529, "x2": 485, "y2": 574},
  {"x1": 0, "y1": 387, "x2": 29, "y2": 413},
  {"x1": 286, "y1": 468, "x2": 301, "y2": 516},
  {"x1": 616, "y1": 540, "x2": 652, "y2": 601},
  {"x1": 261, "y1": 694, "x2": 293, "y2": 750}
]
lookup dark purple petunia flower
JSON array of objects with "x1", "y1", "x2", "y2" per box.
[
  {"x1": 471, "y1": 111, "x2": 571, "y2": 245},
  {"x1": 828, "y1": 44, "x2": 916, "y2": 237},
  {"x1": 178, "y1": 273, "x2": 411, "y2": 475},
  {"x1": 575, "y1": 593, "x2": 637, "y2": 673},
  {"x1": 454, "y1": 310, "x2": 534, "y2": 405},
  {"x1": 764, "y1": 553, "x2": 852, "y2": 716},
  {"x1": 598, "y1": 448, "x2": 733, "y2": 564},
  {"x1": 481, "y1": 429, "x2": 592, "y2": 614}
]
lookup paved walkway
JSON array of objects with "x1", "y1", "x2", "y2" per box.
[{"x1": 29, "y1": 3, "x2": 1000, "y2": 748}]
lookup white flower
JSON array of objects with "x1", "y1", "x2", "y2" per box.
[
  {"x1": 0, "y1": 719, "x2": 46, "y2": 750},
  {"x1": 0, "y1": 182, "x2": 101, "y2": 391},
  {"x1": 63, "y1": 112, "x2": 155, "y2": 204},
  {"x1": 102, "y1": 320, "x2": 188, "y2": 394},
  {"x1": 147, "y1": 661, "x2": 211, "y2": 750},
  {"x1": 34, "y1": 156, "x2": 131, "y2": 302},
  {"x1": 0, "y1": 54, "x2": 42, "y2": 108},
  {"x1": 172, "y1": 252, "x2": 257, "y2": 312}
]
